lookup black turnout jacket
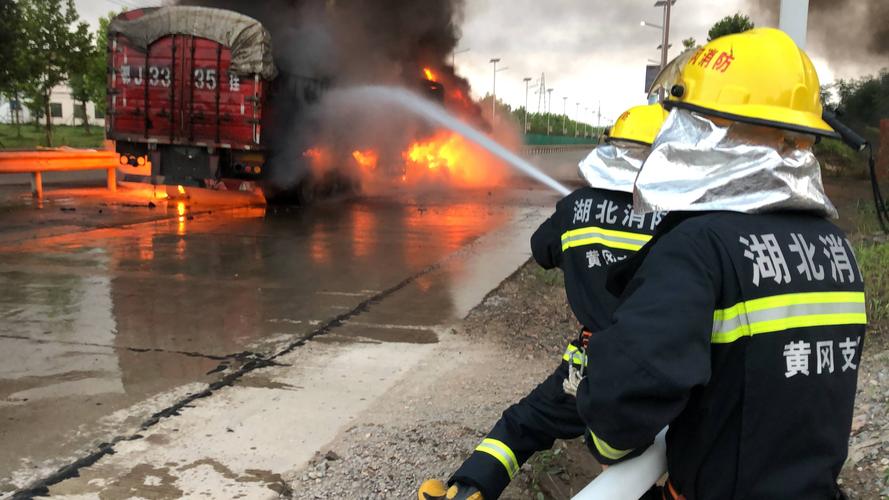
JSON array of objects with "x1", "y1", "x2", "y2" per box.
[
  {"x1": 531, "y1": 186, "x2": 661, "y2": 332},
  {"x1": 578, "y1": 211, "x2": 866, "y2": 500},
  {"x1": 450, "y1": 187, "x2": 661, "y2": 499}
]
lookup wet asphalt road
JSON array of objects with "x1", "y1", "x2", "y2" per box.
[{"x1": 0, "y1": 151, "x2": 587, "y2": 497}]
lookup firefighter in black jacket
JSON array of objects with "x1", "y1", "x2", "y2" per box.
[
  {"x1": 574, "y1": 28, "x2": 865, "y2": 499},
  {"x1": 418, "y1": 103, "x2": 668, "y2": 500}
]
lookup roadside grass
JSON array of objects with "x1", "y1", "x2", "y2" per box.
[
  {"x1": 0, "y1": 123, "x2": 106, "y2": 149},
  {"x1": 850, "y1": 199, "x2": 883, "y2": 237},
  {"x1": 856, "y1": 239, "x2": 889, "y2": 330},
  {"x1": 848, "y1": 197, "x2": 889, "y2": 342},
  {"x1": 529, "y1": 265, "x2": 565, "y2": 288},
  {"x1": 527, "y1": 448, "x2": 566, "y2": 500},
  {"x1": 817, "y1": 138, "x2": 869, "y2": 178}
]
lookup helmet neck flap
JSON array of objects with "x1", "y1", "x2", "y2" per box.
[
  {"x1": 579, "y1": 141, "x2": 650, "y2": 194},
  {"x1": 633, "y1": 109, "x2": 837, "y2": 218}
]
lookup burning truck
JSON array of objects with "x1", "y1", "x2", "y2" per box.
[
  {"x1": 107, "y1": 7, "x2": 323, "y2": 199},
  {"x1": 107, "y1": 4, "x2": 507, "y2": 203}
]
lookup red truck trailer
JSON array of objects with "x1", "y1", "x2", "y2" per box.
[{"x1": 107, "y1": 6, "x2": 322, "y2": 194}]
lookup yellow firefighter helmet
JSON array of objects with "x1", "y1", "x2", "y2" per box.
[
  {"x1": 665, "y1": 27, "x2": 837, "y2": 137},
  {"x1": 608, "y1": 103, "x2": 668, "y2": 146}
]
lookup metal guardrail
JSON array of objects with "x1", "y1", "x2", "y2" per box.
[
  {"x1": 0, "y1": 150, "x2": 119, "y2": 199},
  {"x1": 522, "y1": 144, "x2": 596, "y2": 156}
]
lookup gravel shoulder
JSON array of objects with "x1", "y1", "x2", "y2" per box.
[
  {"x1": 287, "y1": 258, "x2": 889, "y2": 500},
  {"x1": 284, "y1": 171, "x2": 889, "y2": 500},
  {"x1": 841, "y1": 332, "x2": 889, "y2": 499},
  {"x1": 288, "y1": 263, "x2": 598, "y2": 499}
]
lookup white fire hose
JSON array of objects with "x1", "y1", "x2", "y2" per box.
[{"x1": 571, "y1": 428, "x2": 668, "y2": 500}]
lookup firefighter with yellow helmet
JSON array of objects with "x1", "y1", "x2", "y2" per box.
[
  {"x1": 571, "y1": 28, "x2": 864, "y2": 499},
  {"x1": 422, "y1": 26, "x2": 864, "y2": 500},
  {"x1": 418, "y1": 103, "x2": 669, "y2": 500}
]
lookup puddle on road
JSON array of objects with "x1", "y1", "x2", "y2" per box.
[{"x1": 0, "y1": 188, "x2": 552, "y2": 493}]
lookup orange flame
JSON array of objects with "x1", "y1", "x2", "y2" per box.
[
  {"x1": 401, "y1": 131, "x2": 506, "y2": 188},
  {"x1": 176, "y1": 201, "x2": 187, "y2": 235},
  {"x1": 303, "y1": 148, "x2": 324, "y2": 160},
  {"x1": 423, "y1": 68, "x2": 436, "y2": 82},
  {"x1": 352, "y1": 150, "x2": 379, "y2": 170},
  {"x1": 304, "y1": 147, "x2": 334, "y2": 174},
  {"x1": 305, "y1": 131, "x2": 506, "y2": 193}
]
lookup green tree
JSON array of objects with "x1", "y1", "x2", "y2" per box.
[
  {"x1": 708, "y1": 13, "x2": 755, "y2": 41},
  {"x1": 68, "y1": 73, "x2": 92, "y2": 132},
  {"x1": 0, "y1": 0, "x2": 18, "y2": 90},
  {"x1": 509, "y1": 107, "x2": 603, "y2": 139},
  {"x1": 23, "y1": 84, "x2": 46, "y2": 129},
  {"x1": 820, "y1": 84, "x2": 836, "y2": 109},
  {"x1": 479, "y1": 93, "x2": 513, "y2": 129},
  {"x1": 682, "y1": 37, "x2": 697, "y2": 50},
  {"x1": 85, "y1": 13, "x2": 115, "y2": 121},
  {"x1": 20, "y1": 0, "x2": 92, "y2": 146},
  {"x1": 834, "y1": 70, "x2": 889, "y2": 147},
  {"x1": 814, "y1": 70, "x2": 888, "y2": 174},
  {"x1": 68, "y1": 12, "x2": 109, "y2": 135},
  {"x1": 0, "y1": 0, "x2": 33, "y2": 138}
]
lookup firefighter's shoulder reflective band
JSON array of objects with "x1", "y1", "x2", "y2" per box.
[
  {"x1": 475, "y1": 438, "x2": 519, "y2": 479},
  {"x1": 712, "y1": 291, "x2": 867, "y2": 344},
  {"x1": 589, "y1": 429, "x2": 633, "y2": 461},
  {"x1": 561, "y1": 226, "x2": 652, "y2": 252},
  {"x1": 563, "y1": 343, "x2": 586, "y2": 366}
]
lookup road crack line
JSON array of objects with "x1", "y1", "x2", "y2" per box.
[{"x1": 11, "y1": 248, "x2": 461, "y2": 499}]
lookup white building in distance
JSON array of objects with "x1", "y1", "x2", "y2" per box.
[{"x1": 0, "y1": 84, "x2": 105, "y2": 127}]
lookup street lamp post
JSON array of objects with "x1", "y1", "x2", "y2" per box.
[
  {"x1": 575, "y1": 102, "x2": 580, "y2": 137},
  {"x1": 640, "y1": 20, "x2": 665, "y2": 68},
  {"x1": 779, "y1": 0, "x2": 810, "y2": 48},
  {"x1": 597, "y1": 102, "x2": 602, "y2": 143},
  {"x1": 546, "y1": 88, "x2": 554, "y2": 135},
  {"x1": 523, "y1": 77, "x2": 532, "y2": 134},
  {"x1": 562, "y1": 96, "x2": 568, "y2": 135},
  {"x1": 490, "y1": 58, "x2": 501, "y2": 129},
  {"x1": 452, "y1": 48, "x2": 470, "y2": 68},
  {"x1": 654, "y1": 0, "x2": 676, "y2": 70}
]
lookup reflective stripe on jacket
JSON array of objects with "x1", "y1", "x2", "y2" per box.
[
  {"x1": 576, "y1": 211, "x2": 865, "y2": 500},
  {"x1": 531, "y1": 186, "x2": 660, "y2": 332}
]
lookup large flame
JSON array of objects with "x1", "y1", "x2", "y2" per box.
[
  {"x1": 309, "y1": 118, "x2": 508, "y2": 192},
  {"x1": 423, "y1": 68, "x2": 437, "y2": 82},
  {"x1": 401, "y1": 131, "x2": 506, "y2": 188},
  {"x1": 352, "y1": 150, "x2": 379, "y2": 170}
]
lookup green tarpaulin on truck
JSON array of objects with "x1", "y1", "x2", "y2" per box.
[{"x1": 108, "y1": 6, "x2": 277, "y2": 79}]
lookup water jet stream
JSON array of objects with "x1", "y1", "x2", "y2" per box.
[{"x1": 335, "y1": 86, "x2": 573, "y2": 196}]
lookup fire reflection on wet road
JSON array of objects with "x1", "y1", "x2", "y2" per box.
[{"x1": 0, "y1": 185, "x2": 558, "y2": 494}]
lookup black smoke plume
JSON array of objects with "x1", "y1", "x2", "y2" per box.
[
  {"x1": 746, "y1": 0, "x2": 889, "y2": 64},
  {"x1": 175, "y1": 0, "x2": 486, "y2": 196},
  {"x1": 178, "y1": 0, "x2": 466, "y2": 84}
]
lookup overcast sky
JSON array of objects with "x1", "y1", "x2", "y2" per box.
[{"x1": 76, "y1": 0, "x2": 862, "y2": 126}]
